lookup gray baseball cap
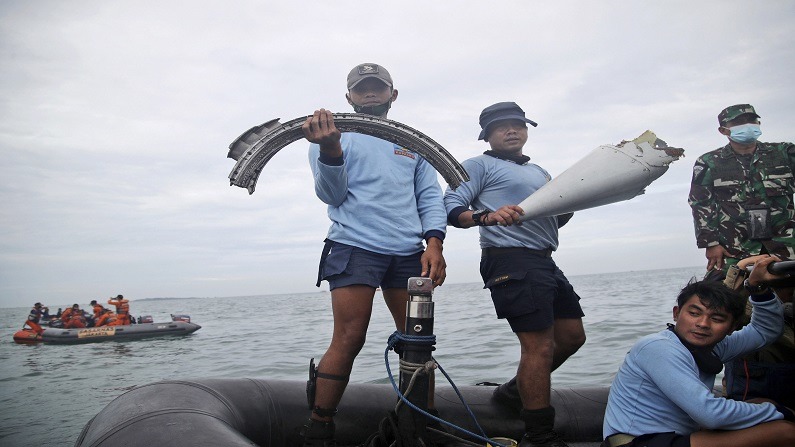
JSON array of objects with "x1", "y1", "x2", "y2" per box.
[{"x1": 347, "y1": 63, "x2": 393, "y2": 89}]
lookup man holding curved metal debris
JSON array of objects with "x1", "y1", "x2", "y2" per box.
[
  {"x1": 443, "y1": 102, "x2": 585, "y2": 447},
  {"x1": 688, "y1": 104, "x2": 795, "y2": 273},
  {"x1": 300, "y1": 63, "x2": 448, "y2": 446}
]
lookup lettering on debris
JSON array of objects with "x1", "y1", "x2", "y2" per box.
[{"x1": 77, "y1": 327, "x2": 116, "y2": 338}]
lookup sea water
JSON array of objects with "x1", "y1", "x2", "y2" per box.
[{"x1": 0, "y1": 266, "x2": 705, "y2": 446}]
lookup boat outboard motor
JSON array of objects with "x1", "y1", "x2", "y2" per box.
[{"x1": 394, "y1": 277, "x2": 437, "y2": 445}]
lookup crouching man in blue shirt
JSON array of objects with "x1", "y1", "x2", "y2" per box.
[{"x1": 603, "y1": 255, "x2": 795, "y2": 447}]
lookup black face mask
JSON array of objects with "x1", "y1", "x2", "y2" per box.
[
  {"x1": 483, "y1": 150, "x2": 530, "y2": 165},
  {"x1": 352, "y1": 101, "x2": 391, "y2": 117},
  {"x1": 667, "y1": 324, "x2": 724, "y2": 375}
]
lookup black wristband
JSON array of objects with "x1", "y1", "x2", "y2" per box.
[
  {"x1": 472, "y1": 209, "x2": 492, "y2": 226},
  {"x1": 743, "y1": 278, "x2": 769, "y2": 295}
]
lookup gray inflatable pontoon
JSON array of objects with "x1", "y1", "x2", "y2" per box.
[
  {"x1": 74, "y1": 378, "x2": 607, "y2": 446},
  {"x1": 13, "y1": 321, "x2": 201, "y2": 344}
]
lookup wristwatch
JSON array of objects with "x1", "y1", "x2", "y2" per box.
[
  {"x1": 471, "y1": 209, "x2": 492, "y2": 226},
  {"x1": 743, "y1": 278, "x2": 769, "y2": 294}
]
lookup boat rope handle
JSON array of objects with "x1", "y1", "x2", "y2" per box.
[
  {"x1": 385, "y1": 331, "x2": 508, "y2": 447},
  {"x1": 397, "y1": 358, "x2": 435, "y2": 376}
]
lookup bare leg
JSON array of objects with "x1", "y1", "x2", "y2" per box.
[
  {"x1": 494, "y1": 317, "x2": 586, "y2": 411},
  {"x1": 516, "y1": 327, "x2": 555, "y2": 409},
  {"x1": 551, "y1": 318, "x2": 585, "y2": 371},
  {"x1": 691, "y1": 420, "x2": 795, "y2": 447},
  {"x1": 311, "y1": 285, "x2": 376, "y2": 421},
  {"x1": 382, "y1": 288, "x2": 409, "y2": 331}
]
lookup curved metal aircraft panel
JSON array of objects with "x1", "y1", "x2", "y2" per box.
[{"x1": 227, "y1": 113, "x2": 469, "y2": 194}]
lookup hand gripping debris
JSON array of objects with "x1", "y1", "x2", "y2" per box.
[
  {"x1": 518, "y1": 130, "x2": 685, "y2": 221},
  {"x1": 227, "y1": 113, "x2": 469, "y2": 194}
]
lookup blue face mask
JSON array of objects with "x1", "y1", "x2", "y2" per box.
[{"x1": 728, "y1": 123, "x2": 762, "y2": 144}]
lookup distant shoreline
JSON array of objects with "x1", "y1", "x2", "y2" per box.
[
  {"x1": 138, "y1": 265, "x2": 705, "y2": 302},
  {"x1": 0, "y1": 265, "x2": 705, "y2": 309}
]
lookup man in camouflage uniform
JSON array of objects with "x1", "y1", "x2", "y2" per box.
[
  {"x1": 690, "y1": 104, "x2": 795, "y2": 411},
  {"x1": 688, "y1": 103, "x2": 795, "y2": 272}
]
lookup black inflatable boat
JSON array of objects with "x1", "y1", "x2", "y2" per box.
[{"x1": 74, "y1": 378, "x2": 607, "y2": 446}]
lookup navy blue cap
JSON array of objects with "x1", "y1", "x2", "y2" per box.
[{"x1": 478, "y1": 102, "x2": 537, "y2": 140}]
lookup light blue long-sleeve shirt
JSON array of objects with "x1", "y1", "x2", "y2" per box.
[
  {"x1": 309, "y1": 133, "x2": 446, "y2": 255},
  {"x1": 603, "y1": 295, "x2": 786, "y2": 438},
  {"x1": 443, "y1": 154, "x2": 559, "y2": 250}
]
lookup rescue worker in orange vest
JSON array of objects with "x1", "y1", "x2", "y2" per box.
[
  {"x1": 95, "y1": 308, "x2": 123, "y2": 327},
  {"x1": 60, "y1": 305, "x2": 74, "y2": 323},
  {"x1": 23, "y1": 302, "x2": 48, "y2": 334},
  {"x1": 90, "y1": 300, "x2": 105, "y2": 319},
  {"x1": 108, "y1": 294, "x2": 131, "y2": 325},
  {"x1": 62, "y1": 304, "x2": 87, "y2": 329}
]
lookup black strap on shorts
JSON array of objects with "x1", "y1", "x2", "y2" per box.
[{"x1": 481, "y1": 247, "x2": 552, "y2": 258}]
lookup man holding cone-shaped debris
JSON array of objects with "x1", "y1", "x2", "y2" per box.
[{"x1": 444, "y1": 102, "x2": 585, "y2": 447}]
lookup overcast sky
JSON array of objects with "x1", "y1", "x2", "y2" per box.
[{"x1": 1, "y1": 1, "x2": 793, "y2": 308}]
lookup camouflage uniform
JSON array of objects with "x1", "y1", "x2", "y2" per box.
[{"x1": 688, "y1": 141, "x2": 795, "y2": 267}]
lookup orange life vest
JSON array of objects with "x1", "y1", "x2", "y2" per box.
[
  {"x1": 96, "y1": 312, "x2": 119, "y2": 327},
  {"x1": 61, "y1": 308, "x2": 74, "y2": 322},
  {"x1": 64, "y1": 312, "x2": 87, "y2": 328},
  {"x1": 108, "y1": 298, "x2": 130, "y2": 315}
]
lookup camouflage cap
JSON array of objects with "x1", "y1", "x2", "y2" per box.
[
  {"x1": 718, "y1": 104, "x2": 760, "y2": 126},
  {"x1": 347, "y1": 63, "x2": 393, "y2": 90}
]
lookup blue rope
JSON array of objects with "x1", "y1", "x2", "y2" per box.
[{"x1": 385, "y1": 331, "x2": 508, "y2": 447}]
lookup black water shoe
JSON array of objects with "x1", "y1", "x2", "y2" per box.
[
  {"x1": 492, "y1": 377, "x2": 522, "y2": 411},
  {"x1": 301, "y1": 418, "x2": 337, "y2": 447},
  {"x1": 517, "y1": 430, "x2": 569, "y2": 447},
  {"x1": 518, "y1": 407, "x2": 567, "y2": 447},
  {"x1": 423, "y1": 408, "x2": 456, "y2": 446}
]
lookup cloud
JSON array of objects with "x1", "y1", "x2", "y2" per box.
[{"x1": 1, "y1": 0, "x2": 793, "y2": 307}]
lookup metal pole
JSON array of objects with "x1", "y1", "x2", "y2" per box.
[{"x1": 396, "y1": 277, "x2": 435, "y2": 445}]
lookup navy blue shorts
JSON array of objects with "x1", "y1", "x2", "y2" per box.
[
  {"x1": 480, "y1": 250, "x2": 584, "y2": 332},
  {"x1": 612, "y1": 432, "x2": 690, "y2": 447},
  {"x1": 317, "y1": 240, "x2": 423, "y2": 290}
]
